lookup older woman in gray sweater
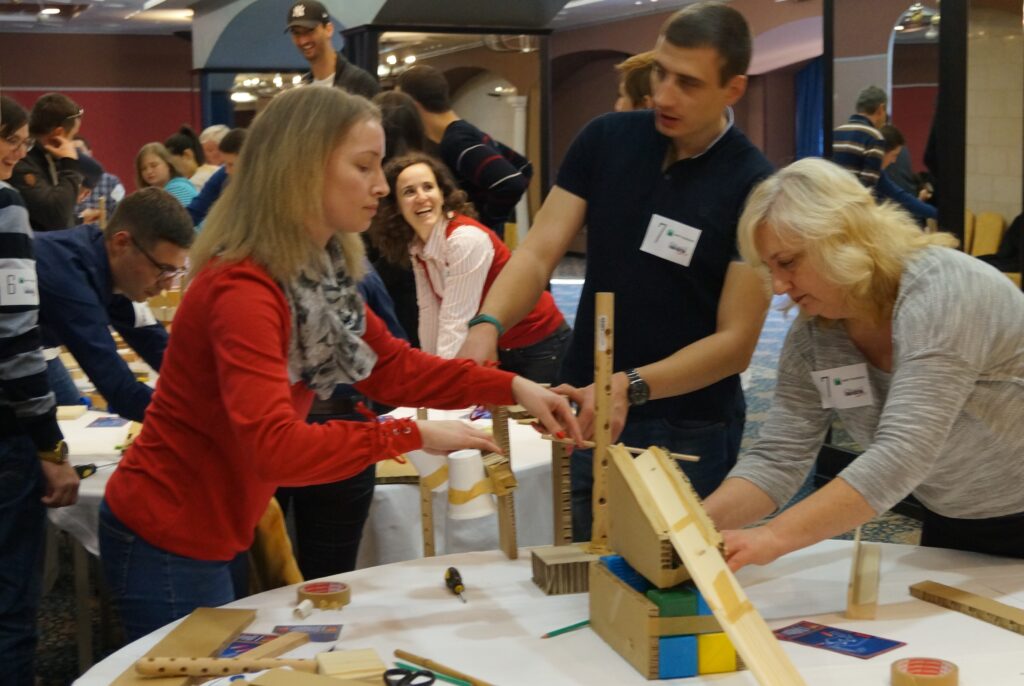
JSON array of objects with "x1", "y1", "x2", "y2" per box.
[{"x1": 704, "y1": 157, "x2": 1024, "y2": 570}]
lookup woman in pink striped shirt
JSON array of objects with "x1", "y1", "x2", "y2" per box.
[{"x1": 371, "y1": 154, "x2": 569, "y2": 383}]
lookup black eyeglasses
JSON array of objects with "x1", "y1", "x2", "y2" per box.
[{"x1": 130, "y1": 235, "x2": 186, "y2": 280}]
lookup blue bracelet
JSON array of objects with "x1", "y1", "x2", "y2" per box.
[{"x1": 468, "y1": 313, "x2": 505, "y2": 337}]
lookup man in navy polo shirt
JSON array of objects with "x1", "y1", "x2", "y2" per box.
[
  {"x1": 34, "y1": 187, "x2": 193, "y2": 421},
  {"x1": 460, "y1": 2, "x2": 773, "y2": 540}
]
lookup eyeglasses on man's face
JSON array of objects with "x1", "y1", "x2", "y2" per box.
[
  {"x1": 130, "y1": 235, "x2": 186, "y2": 281},
  {"x1": 2, "y1": 134, "x2": 34, "y2": 154}
]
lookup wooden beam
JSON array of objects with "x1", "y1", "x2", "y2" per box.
[
  {"x1": 910, "y1": 580, "x2": 1024, "y2": 635},
  {"x1": 845, "y1": 527, "x2": 881, "y2": 620},
  {"x1": 587, "y1": 292, "x2": 614, "y2": 555}
]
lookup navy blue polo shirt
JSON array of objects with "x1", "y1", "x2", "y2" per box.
[
  {"x1": 34, "y1": 225, "x2": 168, "y2": 421},
  {"x1": 557, "y1": 110, "x2": 772, "y2": 422}
]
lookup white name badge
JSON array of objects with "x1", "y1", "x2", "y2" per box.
[
  {"x1": 639, "y1": 214, "x2": 702, "y2": 267},
  {"x1": 133, "y1": 302, "x2": 158, "y2": 328},
  {"x1": 811, "y1": 362, "x2": 874, "y2": 409},
  {"x1": 0, "y1": 268, "x2": 39, "y2": 307}
]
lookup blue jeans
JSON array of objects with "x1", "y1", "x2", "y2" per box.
[
  {"x1": 0, "y1": 434, "x2": 45, "y2": 686},
  {"x1": 570, "y1": 396, "x2": 746, "y2": 541},
  {"x1": 45, "y1": 357, "x2": 81, "y2": 406},
  {"x1": 99, "y1": 501, "x2": 235, "y2": 642},
  {"x1": 498, "y1": 322, "x2": 572, "y2": 385}
]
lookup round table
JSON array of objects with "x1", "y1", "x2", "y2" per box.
[{"x1": 75, "y1": 540, "x2": 1024, "y2": 685}]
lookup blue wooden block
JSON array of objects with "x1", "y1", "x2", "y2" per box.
[
  {"x1": 659, "y1": 635, "x2": 698, "y2": 679},
  {"x1": 696, "y1": 588, "x2": 712, "y2": 616},
  {"x1": 599, "y1": 555, "x2": 651, "y2": 593}
]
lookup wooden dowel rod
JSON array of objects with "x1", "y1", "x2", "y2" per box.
[
  {"x1": 539, "y1": 434, "x2": 699, "y2": 463},
  {"x1": 394, "y1": 650, "x2": 494, "y2": 686}
]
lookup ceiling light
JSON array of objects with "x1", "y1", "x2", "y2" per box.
[
  {"x1": 377, "y1": 64, "x2": 391, "y2": 77},
  {"x1": 40, "y1": 7, "x2": 61, "y2": 14},
  {"x1": 273, "y1": 74, "x2": 283, "y2": 87},
  {"x1": 230, "y1": 92, "x2": 256, "y2": 103},
  {"x1": 404, "y1": 55, "x2": 416, "y2": 64},
  {"x1": 292, "y1": 75, "x2": 302, "y2": 85},
  {"x1": 386, "y1": 54, "x2": 398, "y2": 65}
]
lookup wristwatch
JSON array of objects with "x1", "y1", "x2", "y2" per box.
[
  {"x1": 38, "y1": 439, "x2": 69, "y2": 465},
  {"x1": 624, "y1": 368, "x2": 650, "y2": 407}
]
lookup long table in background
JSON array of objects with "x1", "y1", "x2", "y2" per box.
[{"x1": 74, "y1": 539, "x2": 1024, "y2": 685}]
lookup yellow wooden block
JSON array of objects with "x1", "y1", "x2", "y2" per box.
[
  {"x1": 698, "y1": 632, "x2": 737, "y2": 675},
  {"x1": 315, "y1": 648, "x2": 385, "y2": 681}
]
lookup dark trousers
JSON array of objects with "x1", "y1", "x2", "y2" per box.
[
  {"x1": 275, "y1": 407, "x2": 376, "y2": 579},
  {"x1": 0, "y1": 434, "x2": 45, "y2": 686},
  {"x1": 921, "y1": 508, "x2": 1024, "y2": 558},
  {"x1": 570, "y1": 395, "x2": 745, "y2": 542},
  {"x1": 498, "y1": 322, "x2": 572, "y2": 386}
]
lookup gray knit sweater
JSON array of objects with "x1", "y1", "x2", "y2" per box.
[{"x1": 730, "y1": 246, "x2": 1024, "y2": 519}]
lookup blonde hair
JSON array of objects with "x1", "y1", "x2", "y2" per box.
[
  {"x1": 738, "y1": 157, "x2": 957, "y2": 323},
  {"x1": 190, "y1": 87, "x2": 378, "y2": 283},
  {"x1": 134, "y1": 142, "x2": 181, "y2": 190}
]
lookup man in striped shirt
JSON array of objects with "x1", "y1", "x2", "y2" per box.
[
  {"x1": 397, "y1": 65, "x2": 532, "y2": 239},
  {"x1": 832, "y1": 85, "x2": 887, "y2": 188},
  {"x1": 1, "y1": 95, "x2": 79, "y2": 686}
]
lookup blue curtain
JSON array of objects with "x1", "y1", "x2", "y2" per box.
[{"x1": 795, "y1": 57, "x2": 824, "y2": 159}]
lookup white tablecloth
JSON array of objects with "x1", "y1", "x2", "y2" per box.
[{"x1": 74, "y1": 539, "x2": 1024, "y2": 685}]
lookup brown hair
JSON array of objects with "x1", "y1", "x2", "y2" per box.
[
  {"x1": 615, "y1": 51, "x2": 655, "y2": 109},
  {"x1": 370, "y1": 153, "x2": 475, "y2": 267},
  {"x1": 134, "y1": 142, "x2": 183, "y2": 190},
  {"x1": 660, "y1": 2, "x2": 751, "y2": 85}
]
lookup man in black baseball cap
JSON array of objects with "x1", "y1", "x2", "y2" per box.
[{"x1": 286, "y1": 1, "x2": 379, "y2": 98}]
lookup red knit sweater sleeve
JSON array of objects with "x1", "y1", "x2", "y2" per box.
[
  {"x1": 356, "y1": 305, "x2": 517, "y2": 409},
  {"x1": 206, "y1": 270, "x2": 424, "y2": 487}
]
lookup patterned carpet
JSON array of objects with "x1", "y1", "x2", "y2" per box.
[{"x1": 35, "y1": 271, "x2": 921, "y2": 685}]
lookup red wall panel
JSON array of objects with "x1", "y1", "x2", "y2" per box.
[{"x1": 892, "y1": 85, "x2": 938, "y2": 174}]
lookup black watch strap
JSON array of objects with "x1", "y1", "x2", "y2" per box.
[{"x1": 625, "y1": 368, "x2": 649, "y2": 407}]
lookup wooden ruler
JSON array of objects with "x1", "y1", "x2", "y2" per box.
[{"x1": 587, "y1": 292, "x2": 613, "y2": 555}]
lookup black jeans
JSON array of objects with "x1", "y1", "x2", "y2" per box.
[
  {"x1": 275, "y1": 409, "x2": 377, "y2": 579},
  {"x1": 498, "y1": 322, "x2": 572, "y2": 386},
  {"x1": 921, "y1": 508, "x2": 1024, "y2": 558}
]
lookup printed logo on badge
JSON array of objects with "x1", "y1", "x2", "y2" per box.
[
  {"x1": 639, "y1": 213, "x2": 702, "y2": 268},
  {"x1": 811, "y1": 362, "x2": 874, "y2": 409},
  {"x1": 0, "y1": 268, "x2": 39, "y2": 307}
]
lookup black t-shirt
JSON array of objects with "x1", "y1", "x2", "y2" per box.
[{"x1": 556, "y1": 110, "x2": 772, "y2": 422}]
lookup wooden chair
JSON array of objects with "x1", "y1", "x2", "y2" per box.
[
  {"x1": 971, "y1": 211, "x2": 1006, "y2": 256},
  {"x1": 963, "y1": 210, "x2": 976, "y2": 254}
]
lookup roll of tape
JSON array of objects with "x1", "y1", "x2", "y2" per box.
[
  {"x1": 891, "y1": 658, "x2": 958, "y2": 685},
  {"x1": 293, "y1": 598, "x2": 314, "y2": 618},
  {"x1": 297, "y1": 581, "x2": 351, "y2": 610}
]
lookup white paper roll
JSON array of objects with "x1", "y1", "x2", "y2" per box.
[{"x1": 447, "y1": 449, "x2": 496, "y2": 520}]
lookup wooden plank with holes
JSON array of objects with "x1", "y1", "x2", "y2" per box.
[
  {"x1": 112, "y1": 607, "x2": 255, "y2": 686},
  {"x1": 587, "y1": 292, "x2": 614, "y2": 555},
  {"x1": 620, "y1": 446, "x2": 805, "y2": 686},
  {"x1": 845, "y1": 527, "x2": 881, "y2": 620},
  {"x1": 910, "y1": 580, "x2": 1024, "y2": 635},
  {"x1": 419, "y1": 479, "x2": 435, "y2": 557},
  {"x1": 551, "y1": 440, "x2": 574, "y2": 546}
]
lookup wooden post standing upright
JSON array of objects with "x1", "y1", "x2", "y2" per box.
[
  {"x1": 551, "y1": 441, "x2": 574, "y2": 546},
  {"x1": 487, "y1": 405, "x2": 519, "y2": 560},
  {"x1": 587, "y1": 292, "x2": 614, "y2": 555}
]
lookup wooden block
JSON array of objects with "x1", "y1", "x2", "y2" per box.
[
  {"x1": 531, "y1": 544, "x2": 597, "y2": 595},
  {"x1": 252, "y1": 668, "x2": 365, "y2": 686},
  {"x1": 608, "y1": 447, "x2": 690, "y2": 589},
  {"x1": 656, "y1": 615, "x2": 722, "y2": 636},
  {"x1": 658, "y1": 635, "x2": 698, "y2": 679},
  {"x1": 550, "y1": 441, "x2": 574, "y2": 546},
  {"x1": 698, "y1": 632, "x2": 737, "y2": 675},
  {"x1": 910, "y1": 580, "x2": 1024, "y2": 635},
  {"x1": 600, "y1": 554, "x2": 651, "y2": 593},
  {"x1": 243, "y1": 631, "x2": 310, "y2": 659},
  {"x1": 315, "y1": 648, "x2": 386, "y2": 681},
  {"x1": 846, "y1": 530, "x2": 881, "y2": 620},
  {"x1": 647, "y1": 585, "x2": 698, "y2": 617},
  {"x1": 375, "y1": 458, "x2": 420, "y2": 484},
  {"x1": 56, "y1": 405, "x2": 87, "y2": 420},
  {"x1": 589, "y1": 559, "x2": 660, "y2": 678},
  {"x1": 419, "y1": 479, "x2": 435, "y2": 557},
  {"x1": 112, "y1": 607, "x2": 255, "y2": 686}
]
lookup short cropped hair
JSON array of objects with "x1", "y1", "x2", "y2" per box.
[
  {"x1": 660, "y1": 2, "x2": 752, "y2": 85},
  {"x1": 737, "y1": 157, "x2": 956, "y2": 323},
  {"x1": 200, "y1": 124, "x2": 230, "y2": 145},
  {"x1": 29, "y1": 93, "x2": 82, "y2": 136},
  {"x1": 105, "y1": 187, "x2": 195, "y2": 250},
  {"x1": 370, "y1": 152, "x2": 475, "y2": 268},
  {"x1": 878, "y1": 124, "x2": 904, "y2": 152},
  {"x1": 218, "y1": 128, "x2": 247, "y2": 155},
  {"x1": 1, "y1": 96, "x2": 28, "y2": 138},
  {"x1": 396, "y1": 66, "x2": 452, "y2": 114},
  {"x1": 615, "y1": 52, "x2": 656, "y2": 108},
  {"x1": 855, "y1": 85, "x2": 887, "y2": 115}
]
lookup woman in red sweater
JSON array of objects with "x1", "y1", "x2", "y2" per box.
[
  {"x1": 99, "y1": 87, "x2": 579, "y2": 641},
  {"x1": 370, "y1": 154, "x2": 570, "y2": 384}
]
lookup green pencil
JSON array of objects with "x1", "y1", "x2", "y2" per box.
[
  {"x1": 395, "y1": 660, "x2": 472, "y2": 686},
  {"x1": 541, "y1": 619, "x2": 590, "y2": 638}
]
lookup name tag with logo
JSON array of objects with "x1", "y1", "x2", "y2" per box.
[
  {"x1": 639, "y1": 214, "x2": 702, "y2": 267},
  {"x1": 811, "y1": 363, "x2": 874, "y2": 409},
  {"x1": 0, "y1": 268, "x2": 39, "y2": 307}
]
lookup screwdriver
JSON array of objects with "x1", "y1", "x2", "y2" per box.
[
  {"x1": 445, "y1": 567, "x2": 466, "y2": 603},
  {"x1": 74, "y1": 461, "x2": 119, "y2": 479}
]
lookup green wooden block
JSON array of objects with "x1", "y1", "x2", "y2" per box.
[{"x1": 646, "y1": 584, "x2": 698, "y2": 617}]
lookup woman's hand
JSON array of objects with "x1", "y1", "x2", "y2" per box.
[
  {"x1": 553, "y1": 372, "x2": 629, "y2": 442},
  {"x1": 512, "y1": 376, "x2": 583, "y2": 445},
  {"x1": 721, "y1": 526, "x2": 787, "y2": 572},
  {"x1": 416, "y1": 420, "x2": 500, "y2": 456}
]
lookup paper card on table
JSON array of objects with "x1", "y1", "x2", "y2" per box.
[
  {"x1": 87, "y1": 416, "x2": 129, "y2": 428},
  {"x1": 773, "y1": 620, "x2": 905, "y2": 659},
  {"x1": 272, "y1": 624, "x2": 342, "y2": 642},
  {"x1": 219, "y1": 633, "x2": 278, "y2": 657}
]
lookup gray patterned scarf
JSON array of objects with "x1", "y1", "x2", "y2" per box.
[{"x1": 282, "y1": 237, "x2": 377, "y2": 399}]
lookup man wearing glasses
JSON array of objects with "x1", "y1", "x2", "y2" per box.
[
  {"x1": 33, "y1": 188, "x2": 194, "y2": 421},
  {"x1": 10, "y1": 92, "x2": 88, "y2": 231}
]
